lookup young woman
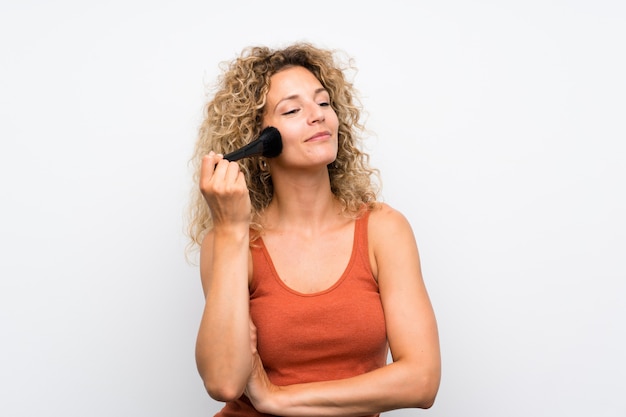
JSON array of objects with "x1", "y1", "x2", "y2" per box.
[{"x1": 187, "y1": 42, "x2": 440, "y2": 417}]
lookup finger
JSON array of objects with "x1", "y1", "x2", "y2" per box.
[
  {"x1": 224, "y1": 160, "x2": 243, "y2": 185},
  {"x1": 208, "y1": 160, "x2": 234, "y2": 188},
  {"x1": 210, "y1": 156, "x2": 234, "y2": 186},
  {"x1": 199, "y1": 152, "x2": 218, "y2": 190}
]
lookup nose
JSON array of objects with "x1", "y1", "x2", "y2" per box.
[{"x1": 307, "y1": 104, "x2": 325, "y2": 124}]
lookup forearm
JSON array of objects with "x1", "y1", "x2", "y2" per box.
[
  {"x1": 196, "y1": 227, "x2": 252, "y2": 401},
  {"x1": 256, "y1": 360, "x2": 440, "y2": 417}
]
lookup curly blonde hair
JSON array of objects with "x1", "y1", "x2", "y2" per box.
[{"x1": 186, "y1": 42, "x2": 380, "y2": 254}]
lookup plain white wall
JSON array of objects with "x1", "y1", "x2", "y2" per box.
[{"x1": 1, "y1": 1, "x2": 624, "y2": 416}]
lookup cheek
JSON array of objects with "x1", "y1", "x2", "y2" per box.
[
  {"x1": 262, "y1": 114, "x2": 277, "y2": 130},
  {"x1": 263, "y1": 115, "x2": 291, "y2": 137},
  {"x1": 271, "y1": 128, "x2": 302, "y2": 160},
  {"x1": 328, "y1": 111, "x2": 340, "y2": 132}
]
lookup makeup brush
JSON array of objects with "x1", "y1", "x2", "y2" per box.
[{"x1": 223, "y1": 126, "x2": 282, "y2": 162}]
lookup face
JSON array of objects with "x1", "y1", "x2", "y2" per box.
[{"x1": 262, "y1": 66, "x2": 339, "y2": 170}]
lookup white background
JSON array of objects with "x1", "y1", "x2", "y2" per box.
[{"x1": 1, "y1": 1, "x2": 624, "y2": 416}]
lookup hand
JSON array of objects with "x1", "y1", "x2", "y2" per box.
[
  {"x1": 199, "y1": 152, "x2": 252, "y2": 229},
  {"x1": 249, "y1": 317, "x2": 258, "y2": 355},
  {"x1": 244, "y1": 352, "x2": 279, "y2": 414}
]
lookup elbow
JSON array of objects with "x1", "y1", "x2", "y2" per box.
[
  {"x1": 407, "y1": 369, "x2": 441, "y2": 409},
  {"x1": 203, "y1": 380, "x2": 245, "y2": 403},
  {"x1": 421, "y1": 376, "x2": 441, "y2": 409},
  {"x1": 197, "y1": 362, "x2": 246, "y2": 403},
  {"x1": 195, "y1": 349, "x2": 250, "y2": 402},
  {"x1": 417, "y1": 390, "x2": 438, "y2": 410}
]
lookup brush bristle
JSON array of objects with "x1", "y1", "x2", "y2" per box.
[
  {"x1": 260, "y1": 126, "x2": 282, "y2": 158},
  {"x1": 222, "y1": 127, "x2": 283, "y2": 162}
]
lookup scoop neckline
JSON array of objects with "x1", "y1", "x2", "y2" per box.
[{"x1": 256, "y1": 221, "x2": 358, "y2": 297}]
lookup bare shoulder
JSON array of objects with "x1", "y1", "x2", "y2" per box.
[
  {"x1": 367, "y1": 203, "x2": 418, "y2": 279},
  {"x1": 368, "y1": 202, "x2": 414, "y2": 239}
]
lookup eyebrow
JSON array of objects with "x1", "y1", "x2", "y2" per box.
[{"x1": 274, "y1": 88, "x2": 329, "y2": 111}]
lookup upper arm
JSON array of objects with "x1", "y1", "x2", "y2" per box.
[{"x1": 370, "y1": 204, "x2": 440, "y2": 368}]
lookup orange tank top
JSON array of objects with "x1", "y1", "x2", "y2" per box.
[{"x1": 215, "y1": 210, "x2": 388, "y2": 417}]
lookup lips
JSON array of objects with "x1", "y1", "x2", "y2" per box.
[{"x1": 305, "y1": 131, "x2": 332, "y2": 142}]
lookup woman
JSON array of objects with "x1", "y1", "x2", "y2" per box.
[{"x1": 187, "y1": 42, "x2": 440, "y2": 417}]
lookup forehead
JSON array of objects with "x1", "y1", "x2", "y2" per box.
[{"x1": 267, "y1": 66, "x2": 324, "y2": 97}]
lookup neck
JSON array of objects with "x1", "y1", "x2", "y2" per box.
[{"x1": 263, "y1": 168, "x2": 340, "y2": 234}]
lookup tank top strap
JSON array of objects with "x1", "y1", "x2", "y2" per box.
[{"x1": 353, "y1": 208, "x2": 373, "y2": 276}]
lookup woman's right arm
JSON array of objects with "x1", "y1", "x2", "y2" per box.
[{"x1": 195, "y1": 152, "x2": 254, "y2": 402}]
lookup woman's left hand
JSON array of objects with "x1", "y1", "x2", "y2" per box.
[{"x1": 244, "y1": 353, "x2": 280, "y2": 414}]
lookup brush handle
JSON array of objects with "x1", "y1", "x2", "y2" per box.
[
  {"x1": 223, "y1": 139, "x2": 264, "y2": 162},
  {"x1": 223, "y1": 127, "x2": 281, "y2": 162}
]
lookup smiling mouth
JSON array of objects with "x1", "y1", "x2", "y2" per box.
[{"x1": 306, "y1": 131, "x2": 332, "y2": 142}]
